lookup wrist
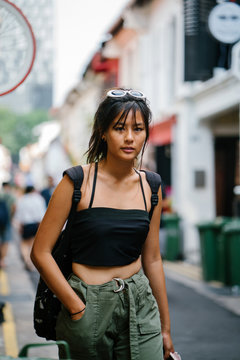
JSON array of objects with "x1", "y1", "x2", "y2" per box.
[
  {"x1": 70, "y1": 307, "x2": 85, "y2": 317},
  {"x1": 68, "y1": 300, "x2": 85, "y2": 315},
  {"x1": 162, "y1": 328, "x2": 171, "y2": 336}
]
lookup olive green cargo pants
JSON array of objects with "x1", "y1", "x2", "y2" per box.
[{"x1": 56, "y1": 270, "x2": 163, "y2": 360}]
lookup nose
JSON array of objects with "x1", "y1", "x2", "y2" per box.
[{"x1": 124, "y1": 129, "x2": 134, "y2": 142}]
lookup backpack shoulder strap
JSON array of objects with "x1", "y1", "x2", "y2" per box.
[
  {"x1": 63, "y1": 165, "x2": 84, "y2": 205},
  {"x1": 61, "y1": 165, "x2": 84, "y2": 231},
  {"x1": 140, "y1": 170, "x2": 162, "y2": 219}
]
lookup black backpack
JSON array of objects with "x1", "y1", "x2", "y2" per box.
[
  {"x1": 33, "y1": 165, "x2": 84, "y2": 340},
  {"x1": 0, "y1": 198, "x2": 9, "y2": 232},
  {"x1": 33, "y1": 166, "x2": 161, "y2": 341}
]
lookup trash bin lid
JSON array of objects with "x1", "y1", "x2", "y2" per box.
[
  {"x1": 223, "y1": 220, "x2": 240, "y2": 234},
  {"x1": 213, "y1": 216, "x2": 232, "y2": 228},
  {"x1": 197, "y1": 217, "x2": 231, "y2": 230}
]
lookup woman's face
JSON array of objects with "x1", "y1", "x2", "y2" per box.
[{"x1": 104, "y1": 110, "x2": 147, "y2": 163}]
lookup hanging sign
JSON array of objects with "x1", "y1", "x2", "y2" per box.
[{"x1": 208, "y1": 3, "x2": 240, "y2": 44}]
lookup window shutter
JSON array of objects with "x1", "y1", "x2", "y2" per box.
[{"x1": 184, "y1": 0, "x2": 219, "y2": 81}]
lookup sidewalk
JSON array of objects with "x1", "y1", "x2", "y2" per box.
[
  {"x1": 0, "y1": 236, "x2": 58, "y2": 359},
  {"x1": 163, "y1": 260, "x2": 240, "y2": 316}
]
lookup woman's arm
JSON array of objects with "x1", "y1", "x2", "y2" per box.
[
  {"x1": 141, "y1": 185, "x2": 174, "y2": 359},
  {"x1": 30, "y1": 175, "x2": 85, "y2": 317}
]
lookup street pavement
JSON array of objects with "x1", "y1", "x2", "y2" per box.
[
  {"x1": 0, "y1": 236, "x2": 240, "y2": 359},
  {"x1": 164, "y1": 263, "x2": 240, "y2": 360},
  {"x1": 0, "y1": 235, "x2": 58, "y2": 359}
]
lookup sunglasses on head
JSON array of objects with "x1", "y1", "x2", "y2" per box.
[{"x1": 107, "y1": 89, "x2": 146, "y2": 100}]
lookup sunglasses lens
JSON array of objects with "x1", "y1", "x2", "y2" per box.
[
  {"x1": 110, "y1": 90, "x2": 125, "y2": 96},
  {"x1": 107, "y1": 89, "x2": 146, "y2": 100},
  {"x1": 129, "y1": 90, "x2": 144, "y2": 97}
]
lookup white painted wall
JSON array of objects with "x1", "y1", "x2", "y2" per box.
[
  {"x1": 55, "y1": 0, "x2": 240, "y2": 264},
  {"x1": 173, "y1": 96, "x2": 217, "y2": 262}
]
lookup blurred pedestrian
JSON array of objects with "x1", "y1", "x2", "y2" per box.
[
  {"x1": 15, "y1": 185, "x2": 46, "y2": 271},
  {"x1": 0, "y1": 182, "x2": 16, "y2": 268},
  {"x1": 41, "y1": 175, "x2": 55, "y2": 207},
  {"x1": 31, "y1": 88, "x2": 174, "y2": 359}
]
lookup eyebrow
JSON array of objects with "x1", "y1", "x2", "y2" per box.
[
  {"x1": 113, "y1": 121, "x2": 144, "y2": 126},
  {"x1": 113, "y1": 121, "x2": 124, "y2": 126}
]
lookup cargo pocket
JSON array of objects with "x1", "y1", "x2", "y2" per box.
[{"x1": 138, "y1": 319, "x2": 161, "y2": 336}]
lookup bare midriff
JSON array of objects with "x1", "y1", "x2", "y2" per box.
[{"x1": 72, "y1": 257, "x2": 142, "y2": 285}]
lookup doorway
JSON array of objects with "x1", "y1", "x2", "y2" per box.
[
  {"x1": 215, "y1": 137, "x2": 239, "y2": 216},
  {"x1": 156, "y1": 145, "x2": 171, "y2": 188}
]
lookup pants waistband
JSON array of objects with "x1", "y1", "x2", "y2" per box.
[{"x1": 70, "y1": 267, "x2": 146, "y2": 292}]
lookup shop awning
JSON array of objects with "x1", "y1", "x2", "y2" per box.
[{"x1": 149, "y1": 115, "x2": 176, "y2": 146}]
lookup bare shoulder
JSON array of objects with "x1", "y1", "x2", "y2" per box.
[
  {"x1": 50, "y1": 175, "x2": 73, "y2": 203},
  {"x1": 81, "y1": 163, "x2": 92, "y2": 176},
  {"x1": 138, "y1": 169, "x2": 147, "y2": 183},
  {"x1": 138, "y1": 169, "x2": 151, "y2": 192},
  {"x1": 81, "y1": 163, "x2": 94, "y2": 187},
  {"x1": 62, "y1": 164, "x2": 92, "y2": 186}
]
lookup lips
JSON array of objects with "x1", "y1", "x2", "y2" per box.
[{"x1": 121, "y1": 147, "x2": 135, "y2": 153}]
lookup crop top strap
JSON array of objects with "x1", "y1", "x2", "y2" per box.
[
  {"x1": 134, "y1": 169, "x2": 147, "y2": 212},
  {"x1": 88, "y1": 162, "x2": 98, "y2": 208}
]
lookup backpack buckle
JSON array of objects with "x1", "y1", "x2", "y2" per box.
[
  {"x1": 151, "y1": 194, "x2": 158, "y2": 206},
  {"x1": 73, "y1": 189, "x2": 82, "y2": 203}
]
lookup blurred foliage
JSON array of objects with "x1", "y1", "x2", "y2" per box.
[{"x1": 0, "y1": 108, "x2": 49, "y2": 161}]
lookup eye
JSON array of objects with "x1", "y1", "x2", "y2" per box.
[
  {"x1": 134, "y1": 127, "x2": 144, "y2": 132},
  {"x1": 114, "y1": 126, "x2": 125, "y2": 131}
]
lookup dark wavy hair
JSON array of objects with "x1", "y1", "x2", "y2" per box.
[{"x1": 86, "y1": 88, "x2": 152, "y2": 166}]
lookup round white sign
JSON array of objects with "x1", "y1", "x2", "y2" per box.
[{"x1": 208, "y1": 3, "x2": 240, "y2": 44}]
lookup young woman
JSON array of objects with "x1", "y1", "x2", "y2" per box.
[{"x1": 31, "y1": 89, "x2": 174, "y2": 360}]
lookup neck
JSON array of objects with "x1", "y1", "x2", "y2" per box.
[{"x1": 99, "y1": 157, "x2": 135, "y2": 180}]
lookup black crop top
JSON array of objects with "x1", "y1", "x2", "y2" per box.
[{"x1": 70, "y1": 163, "x2": 150, "y2": 266}]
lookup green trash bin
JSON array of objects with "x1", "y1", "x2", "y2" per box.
[
  {"x1": 197, "y1": 217, "x2": 231, "y2": 282},
  {"x1": 223, "y1": 220, "x2": 240, "y2": 287},
  {"x1": 216, "y1": 228, "x2": 230, "y2": 285},
  {"x1": 162, "y1": 213, "x2": 181, "y2": 261}
]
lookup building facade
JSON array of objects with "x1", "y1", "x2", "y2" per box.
[
  {"x1": 56, "y1": 0, "x2": 240, "y2": 263},
  {"x1": 0, "y1": 0, "x2": 54, "y2": 112}
]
